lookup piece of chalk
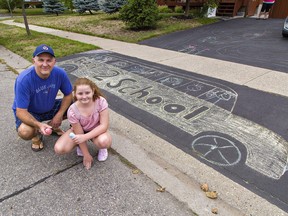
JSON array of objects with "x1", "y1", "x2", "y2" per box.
[
  {"x1": 45, "y1": 128, "x2": 52, "y2": 135},
  {"x1": 69, "y1": 132, "x2": 75, "y2": 139}
]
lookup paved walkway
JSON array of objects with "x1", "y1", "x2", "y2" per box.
[{"x1": 1, "y1": 20, "x2": 287, "y2": 215}]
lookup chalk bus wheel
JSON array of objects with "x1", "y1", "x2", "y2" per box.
[{"x1": 191, "y1": 132, "x2": 246, "y2": 167}]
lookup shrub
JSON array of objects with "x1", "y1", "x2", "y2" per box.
[
  {"x1": 205, "y1": 0, "x2": 219, "y2": 8},
  {"x1": 119, "y1": 0, "x2": 159, "y2": 30},
  {"x1": 174, "y1": 6, "x2": 184, "y2": 13},
  {"x1": 157, "y1": 5, "x2": 172, "y2": 13},
  {"x1": 201, "y1": 0, "x2": 219, "y2": 16},
  {"x1": 190, "y1": 7, "x2": 205, "y2": 18}
]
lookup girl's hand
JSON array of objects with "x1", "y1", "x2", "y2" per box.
[
  {"x1": 83, "y1": 154, "x2": 93, "y2": 170},
  {"x1": 72, "y1": 134, "x2": 87, "y2": 144}
]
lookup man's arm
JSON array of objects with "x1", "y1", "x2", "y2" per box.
[
  {"x1": 50, "y1": 93, "x2": 73, "y2": 128},
  {"x1": 16, "y1": 108, "x2": 42, "y2": 129},
  {"x1": 16, "y1": 108, "x2": 52, "y2": 136}
]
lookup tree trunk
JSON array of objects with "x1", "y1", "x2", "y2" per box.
[
  {"x1": 21, "y1": 0, "x2": 31, "y2": 36},
  {"x1": 6, "y1": 0, "x2": 13, "y2": 17},
  {"x1": 185, "y1": 0, "x2": 190, "y2": 17}
]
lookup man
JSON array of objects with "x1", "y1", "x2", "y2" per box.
[
  {"x1": 12, "y1": 44, "x2": 73, "y2": 151},
  {"x1": 257, "y1": 0, "x2": 275, "y2": 20}
]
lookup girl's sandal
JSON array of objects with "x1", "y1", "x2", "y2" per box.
[
  {"x1": 52, "y1": 128, "x2": 65, "y2": 136},
  {"x1": 31, "y1": 136, "x2": 44, "y2": 152}
]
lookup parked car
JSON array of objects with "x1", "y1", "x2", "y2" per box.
[{"x1": 282, "y1": 17, "x2": 288, "y2": 37}]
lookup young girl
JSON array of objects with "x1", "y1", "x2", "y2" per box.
[{"x1": 54, "y1": 77, "x2": 112, "y2": 170}]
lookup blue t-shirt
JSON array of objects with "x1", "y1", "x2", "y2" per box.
[{"x1": 12, "y1": 65, "x2": 73, "y2": 114}]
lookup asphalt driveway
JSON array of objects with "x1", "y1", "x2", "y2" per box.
[{"x1": 140, "y1": 18, "x2": 288, "y2": 73}]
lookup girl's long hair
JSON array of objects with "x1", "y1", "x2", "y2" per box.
[{"x1": 73, "y1": 77, "x2": 105, "y2": 102}]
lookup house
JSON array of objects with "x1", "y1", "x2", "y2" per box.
[
  {"x1": 156, "y1": 0, "x2": 288, "y2": 18},
  {"x1": 24, "y1": 0, "x2": 43, "y2": 8}
]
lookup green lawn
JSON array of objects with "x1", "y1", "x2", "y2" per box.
[
  {"x1": 0, "y1": 23, "x2": 99, "y2": 61},
  {"x1": 0, "y1": 8, "x2": 219, "y2": 60},
  {"x1": 11, "y1": 11, "x2": 218, "y2": 43}
]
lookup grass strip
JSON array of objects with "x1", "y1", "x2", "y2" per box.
[{"x1": 0, "y1": 23, "x2": 99, "y2": 61}]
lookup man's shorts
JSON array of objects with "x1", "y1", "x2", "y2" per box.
[
  {"x1": 14, "y1": 99, "x2": 66, "y2": 130},
  {"x1": 261, "y1": 3, "x2": 273, "y2": 12}
]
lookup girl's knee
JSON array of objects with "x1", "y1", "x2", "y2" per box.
[
  {"x1": 96, "y1": 134, "x2": 112, "y2": 149},
  {"x1": 54, "y1": 142, "x2": 68, "y2": 154},
  {"x1": 54, "y1": 144, "x2": 63, "y2": 154},
  {"x1": 54, "y1": 132, "x2": 74, "y2": 154}
]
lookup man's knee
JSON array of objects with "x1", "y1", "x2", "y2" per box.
[{"x1": 17, "y1": 124, "x2": 36, "y2": 140}]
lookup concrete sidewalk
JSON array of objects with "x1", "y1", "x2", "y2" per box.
[{"x1": 1, "y1": 19, "x2": 287, "y2": 215}]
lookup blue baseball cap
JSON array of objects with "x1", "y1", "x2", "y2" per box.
[{"x1": 33, "y1": 44, "x2": 55, "y2": 57}]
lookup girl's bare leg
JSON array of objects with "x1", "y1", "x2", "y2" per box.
[{"x1": 54, "y1": 128, "x2": 76, "y2": 154}]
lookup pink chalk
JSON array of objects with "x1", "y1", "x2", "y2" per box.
[{"x1": 45, "y1": 128, "x2": 52, "y2": 135}]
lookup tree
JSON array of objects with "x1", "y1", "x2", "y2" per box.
[
  {"x1": 184, "y1": 0, "x2": 190, "y2": 17},
  {"x1": 73, "y1": 0, "x2": 100, "y2": 14},
  {"x1": 43, "y1": 0, "x2": 66, "y2": 16},
  {"x1": 119, "y1": 0, "x2": 158, "y2": 30},
  {"x1": 62, "y1": 0, "x2": 74, "y2": 11},
  {"x1": 7, "y1": 0, "x2": 13, "y2": 17},
  {"x1": 98, "y1": 0, "x2": 127, "y2": 14},
  {"x1": 0, "y1": 0, "x2": 21, "y2": 13},
  {"x1": 21, "y1": 0, "x2": 30, "y2": 36}
]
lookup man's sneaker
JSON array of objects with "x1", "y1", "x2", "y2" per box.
[
  {"x1": 76, "y1": 146, "x2": 83, "y2": 157},
  {"x1": 97, "y1": 148, "x2": 108, "y2": 162}
]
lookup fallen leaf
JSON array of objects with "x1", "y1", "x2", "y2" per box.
[
  {"x1": 211, "y1": 208, "x2": 218, "y2": 214},
  {"x1": 156, "y1": 187, "x2": 166, "y2": 192},
  {"x1": 205, "y1": 191, "x2": 217, "y2": 199},
  {"x1": 200, "y1": 183, "x2": 209, "y2": 192},
  {"x1": 132, "y1": 169, "x2": 140, "y2": 174}
]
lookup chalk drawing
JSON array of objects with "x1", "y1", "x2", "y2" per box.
[
  {"x1": 192, "y1": 135, "x2": 241, "y2": 166},
  {"x1": 58, "y1": 51, "x2": 288, "y2": 179},
  {"x1": 200, "y1": 36, "x2": 218, "y2": 43},
  {"x1": 185, "y1": 81, "x2": 203, "y2": 92},
  {"x1": 109, "y1": 61, "x2": 128, "y2": 68},
  {"x1": 178, "y1": 44, "x2": 210, "y2": 55},
  {"x1": 199, "y1": 35, "x2": 237, "y2": 45},
  {"x1": 197, "y1": 88, "x2": 236, "y2": 109},
  {"x1": 159, "y1": 77, "x2": 183, "y2": 86}
]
